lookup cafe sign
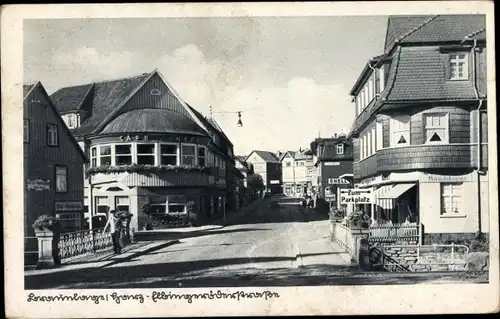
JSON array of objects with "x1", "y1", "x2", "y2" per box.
[
  {"x1": 339, "y1": 188, "x2": 372, "y2": 204},
  {"x1": 119, "y1": 134, "x2": 205, "y2": 144},
  {"x1": 55, "y1": 201, "x2": 83, "y2": 211},
  {"x1": 26, "y1": 179, "x2": 50, "y2": 191}
]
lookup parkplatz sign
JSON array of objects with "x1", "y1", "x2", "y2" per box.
[{"x1": 339, "y1": 188, "x2": 372, "y2": 204}]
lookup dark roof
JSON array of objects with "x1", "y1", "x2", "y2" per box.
[
  {"x1": 23, "y1": 83, "x2": 36, "y2": 98},
  {"x1": 50, "y1": 83, "x2": 93, "y2": 113},
  {"x1": 385, "y1": 15, "x2": 486, "y2": 54},
  {"x1": 100, "y1": 109, "x2": 208, "y2": 136},
  {"x1": 52, "y1": 72, "x2": 151, "y2": 137},
  {"x1": 249, "y1": 150, "x2": 280, "y2": 163},
  {"x1": 23, "y1": 81, "x2": 88, "y2": 162},
  {"x1": 235, "y1": 155, "x2": 247, "y2": 163}
]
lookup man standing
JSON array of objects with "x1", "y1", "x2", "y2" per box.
[{"x1": 103, "y1": 210, "x2": 121, "y2": 254}]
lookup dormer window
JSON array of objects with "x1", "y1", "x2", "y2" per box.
[
  {"x1": 67, "y1": 114, "x2": 77, "y2": 129},
  {"x1": 449, "y1": 53, "x2": 468, "y2": 80},
  {"x1": 336, "y1": 144, "x2": 344, "y2": 155}
]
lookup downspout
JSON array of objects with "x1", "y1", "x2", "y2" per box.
[{"x1": 470, "y1": 37, "x2": 485, "y2": 234}]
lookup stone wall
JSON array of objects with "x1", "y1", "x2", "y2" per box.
[{"x1": 424, "y1": 232, "x2": 489, "y2": 252}]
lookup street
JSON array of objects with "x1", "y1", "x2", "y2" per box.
[{"x1": 25, "y1": 196, "x2": 488, "y2": 289}]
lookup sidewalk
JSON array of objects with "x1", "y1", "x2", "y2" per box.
[{"x1": 24, "y1": 239, "x2": 178, "y2": 277}]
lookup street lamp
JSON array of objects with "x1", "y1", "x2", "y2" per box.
[{"x1": 210, "y1": 106, "x2": 244, "y2": 128}]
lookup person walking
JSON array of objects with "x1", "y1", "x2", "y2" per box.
[{"x1": 103, "y1": 210, "x2": 121, "y2": 254}]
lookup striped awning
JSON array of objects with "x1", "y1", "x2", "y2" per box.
[{"x1": 378, "y1": 183, "x2": 416, "y2": 199}]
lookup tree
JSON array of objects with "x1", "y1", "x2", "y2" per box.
[{"x1": 247, "y1": 173, "x2": 266, "y2": 194}]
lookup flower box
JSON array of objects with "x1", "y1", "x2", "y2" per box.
[{"x1": 86, "y1": 164, "x2": 211, "y2": 175}]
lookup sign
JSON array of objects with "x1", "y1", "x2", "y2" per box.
[
  {"x1": 328, "y1": 178, "x2": 350, "y2": 185},
  {"x1": 326, "y1": 194, "x2": 336, "y2": 200},
  {"x1": 424, "y1": 173, "x2": 472, "y2": 183},
  {"x1": 119, "y1": 134, "x2": 203, "y2": 144},
  {"x1": 340, "y1": 188, "x2": 372, "y2": 204},
  {"x1": 324, "y1": 162, "x2": 340, "y2": 166},
  {"x1": 26, "y1": 179, "x2": 50, "y2": 191},
  {"x1": 270, "y1": 180, "x2": 280, "y2": 185},
  {"x1": 55, "y1": 201, "x2": 83, "y2": 211}
]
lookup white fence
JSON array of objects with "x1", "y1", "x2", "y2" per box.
[{"x1": 369, "y1": 222, "x2": 421, "y2": 244}]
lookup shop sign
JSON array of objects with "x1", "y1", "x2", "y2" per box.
[
  {"x1": 55, "y1": 201, "x2": 83, "y2": 211},
  {"x1": 26, "y1": 179, "x2": 50, "y2": 191},
  {"x1": 328, "y1": 178, "x2": 350, "y2": 185},
  {"x1": 424, "y1": 173, "x2": 472, "y2": 183},
  {"x1": 120, "y1": 135, "x2": 148, "y2": 142},
  {"x1": 270, "y1": 180, "x2": 280, "y2": 184},
  {"x1": 120, "y1": 134, "x2": 203, "y2": 144},
  {"x1": 339, "y1": 188, "x2": 372, "y2": 204},
  {"x1": 324, "y1": 162, "x2": 340, "y2": 166}
]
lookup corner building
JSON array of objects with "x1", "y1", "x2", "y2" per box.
[
  {"x1": 347, "y1": 15, "x2": 489, "y2": 243},
  {"x1": 51, "y1": 69, "x2": 238, "y2": 231}
]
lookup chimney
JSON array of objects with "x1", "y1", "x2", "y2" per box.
[
  {"x1": 334, "y1": 133, "x2": 338, "y2": 138},
  {"x1": 299, "y1": 147, "x2": 302, "y2": 153}
]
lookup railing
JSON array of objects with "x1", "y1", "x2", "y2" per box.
[
  {"x1": 368, "y1": 222, "x2": 420, "y2": 244},
  {"x1": 58, "y1": 228, "x2": 113, "y2": 263},
  {"x1": 334, "y1": 223, "x2": 355, "y2": 254}
]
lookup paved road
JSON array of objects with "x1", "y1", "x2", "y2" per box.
[{"x1": 25, "y1": 196, "x2": 488, "y2": 289}]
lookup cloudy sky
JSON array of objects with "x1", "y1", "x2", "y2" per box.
[{"x1": 24, "y1": 16, "x2": 387, "y2": 155}]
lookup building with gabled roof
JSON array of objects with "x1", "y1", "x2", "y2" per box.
[
  {"x1": 347, "y1": 15, "x2": 488, "y2": 244},
  {"x1": 24, "y1": 81, "x2": 88, "y2": 265},
  {"x1": 50, "y1": 69, "x2": 239, "y2": 230},
  {"x1": 245, "y1": 150, "x2": 282, "y2": 194},
  {"x1": 280, "y1": 149, "x2": 314, "y2": 197}
]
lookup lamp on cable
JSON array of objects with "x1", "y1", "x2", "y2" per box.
[{"x1": 237, "y1": 112, "x2": 243, "y2": 127}]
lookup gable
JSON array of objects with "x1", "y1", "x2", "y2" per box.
[{"x1": 246, "y1": 151, "x2": 265, "y2": 163}]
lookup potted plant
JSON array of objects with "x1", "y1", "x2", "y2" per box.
[{"x1": 32, "y1": 214, "x2": 60, "y2": 234}]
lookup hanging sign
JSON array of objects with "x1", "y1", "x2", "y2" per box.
[
  {"x1": 328, "y1": 178, "x2": 350, "y2": 185},
  {"x1": 339, "y1": 188, "x2": 372, "y2": 204},
  {"x1": 26, "y1": 179, "x2": 50, "y2": 191},
  {"x1": 324, "y1": 162, "x2": 341, "y2": 166}
]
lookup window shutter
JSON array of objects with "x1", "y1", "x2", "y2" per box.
[{"x1": 444, "y1": 54, "x2": 451, "y2": 80}]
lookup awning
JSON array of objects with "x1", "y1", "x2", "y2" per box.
[{"x1": 378, "y1": 183, "x2": 416, "y2": 199}]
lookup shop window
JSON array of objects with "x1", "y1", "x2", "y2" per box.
[
  {"x1": 337, "y1": 144, "x2": 344, "y2": 155},
  {"x1": 137, "y1": 143, "x2": 155, "y2": 165},
  {"x1": 167, "y1": 195, "x2": 186, "y2": 214},
  {"x1": 95, "y1": 196, "x2": 109, "y2": 214},
  {"x1": 115, "y1": 144, "x2": 132, "y2": 165},
  {"x1": 424, "y1": 113, "x2": 449, "y2": 144},
  {"x1": 181, "y1": 144, "x2": 197, "y2": 166},
  {"x1": 56, "y1": 213, "x2": 81, "y2": 233},
  {"x1": 55, "y1": 165, "x2": 67, "y2": 193},
  {"x1": 47, "y1": 123, "x2": 59, "y2": 146},
  {"x1": 115, "y1": 196, "x2": 130, "y2": 212},
  {"x1": 24, "y1": 119, "x2": 29, "y2": 143},
  {"x1": 440, "y1": 183, "x2": 464, "y2": 215},
  {"x1": 198, "y1": 146, "x2": 206, "y2": 167},
  {"x1": 449, "y1": 53, "x2": 468, "y2": 80},
  {"x1": 99, "y1": 145, "x2": 112, "y2": 166},
  {"x1": 390, "y1": 115, "x2": 410, "y2": 146},
  {"x1": 160, "y1": 144, "x2": 177, "y2": 165},
  {"x1": 91, "y1": 147, "x2": 98, "y2": 167}
]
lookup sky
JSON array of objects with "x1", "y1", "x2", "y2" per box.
[{"x1": 24, "y1": 16, "x2": 388, "y2": 155}]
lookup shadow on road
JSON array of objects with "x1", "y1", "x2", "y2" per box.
[{"x1": 137, "y1": 227, "x2": 272, "y2": 241}]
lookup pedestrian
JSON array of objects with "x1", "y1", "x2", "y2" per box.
[{"x1": 103, "y1": 210, "x2": 121, "y2": 254}]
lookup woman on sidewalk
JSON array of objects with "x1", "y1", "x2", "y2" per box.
[{"x1": 103, "y1": 210, "x2": 122, "y2": 254}]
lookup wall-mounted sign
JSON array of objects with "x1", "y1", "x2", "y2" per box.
[
  {"x1": 328, "y1": 178, "x2": 350, "y2": 185},
  {"x1": 26, "y1": 179, "x2": 50, "y2": 191},
  {"x1": 340, "y1": 188, "x2": 372, "y2": 204},
  {"x1": 120, "y1": 135, "x2": 148, "y2": 142},
  {"x1": 270, "y1": 180, "x2": 280, "y2": 185},
  {"x1": 424, "y1": 173, "x2": 472, "y2": 183},
  {"x1": 119, "y1": 134, "x2": 205, "y2": 145},
  {"x1": 324, "y1": 162, "x2": 341, "y2": 166},
  {"x1": 55, "y1": 201, "x2": 83, "y2": 211}
]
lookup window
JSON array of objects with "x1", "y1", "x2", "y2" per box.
[
  {"x1": 424, "y1": 113, "x2": 449, "y2": 144},
  {"x1": 24, "y1": 119, "x2": 29, "y2": 143},
  {"x1": 95, "y1": 196, "x2": 109, "y2": 214},
  {"x1": 115, "y1": 144, "x2": 132, "y2": 165},
  {"x1": 198, "y1": 146, "x2": 206, "y2": 167},
  {"x1": 363, "y1": 133, "x2": 368, "y2": 158},
  {"x1": 376, "y1": 121, "x2": 383, "y2": 151},
  {"x1": 181, "y1": 144, "x2": 197, "y2": 166},
  {"x1": 160, "y1": 144, "x2": 178, "y2": 166},
  {"x1": 298, "y1": 161, "x2": 305, "y2": 166},
  {"x1": 137, "y1": 143, "x2": 155, "y2": 165},
  {"x1": 55, "y1": 165, "x2": 67, "y2": 193},
  {"x1": 67, "y1": 114, "x2": 77, "y2": 129},
  {"x1": 390, "y1": 115, "x2": 410, "y2": 146},
  {"x1": 99, "y1": 145, "x2": 112, "y2": 166},
  {"x1": 47, "y1": 124, "x2": 58, "y2": 146},
  {"x1": 285, "y1": 162, "x2": 291, "y2": 167},
  {"x1": 336, "y1": 144, "x2": 344, "y2": 155},
  {"x1": 378, "y1": 67, "x2": 385, "y2": 92},
  {"x1": 368, "y1": 76, "x2": 374, "y2": 103},
  {"x1": 167, "y1": 195, "x2": 186, "y2": 214},
  {"x1": 371, "y1": 126, "x2": 376, "y2": 154},
  {"x1": 450, "y1": 53, "x2": 468, "y2": 80},
  {"x1": 441, "y1": 183, "x2": 464, "y2": 215},
  {"x1": 115, "y1": 196, "x2": 130, "y2": 212},
  {"x1": 91, "y1": 147, "x2": 98, "y2": 167}
]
